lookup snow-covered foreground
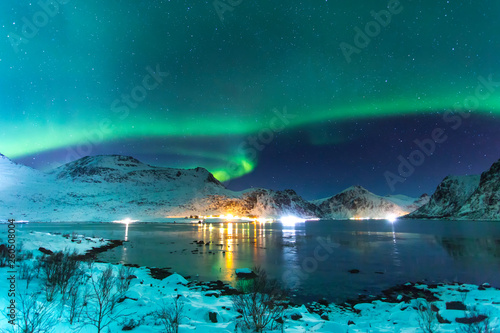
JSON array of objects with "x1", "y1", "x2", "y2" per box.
[{"x1": 1, "y1": 232, "x2": 499, "y2": 332}]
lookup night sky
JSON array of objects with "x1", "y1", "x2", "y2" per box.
[{"x1": 1, "y1": 0, "x2": 499, "y2": 199}]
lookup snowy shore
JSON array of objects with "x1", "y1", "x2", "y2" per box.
[{"x1": 1, "y1": 231, "x2": 499, "y2": 332}]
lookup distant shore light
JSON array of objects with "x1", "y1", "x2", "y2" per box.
[
  {"x1": 280, "y1": 215, "x2": 306, "y2": 225},
  {"x1": 386, "y1": 214, "x2": 397, "y2": 223},
  {"x1": 113, "y1": 218, "x2": 139, "y2": 224}
]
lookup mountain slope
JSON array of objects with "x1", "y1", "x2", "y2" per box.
[
  {"x1": 316, "y1": 186, "x2": 416, "y2": 219},
  {"x1": 407, "y1": 175, "x2": 481, "y2": 219},
  {"x1": 51, "y1": 155, "x2": 223, "y2": 187},
  {"x1": 454, "y1": 159, "x2": 500, "y2": 220},
  {"x1": 185, "y1": 188, "x2": 322, "y2": 218},
  {"x1": 385, "y1": 193, "x2": 430, "y2": 212},
  {"x1": 406, "y1": 158, "x2": 500, "y2": 220},
  {"x1": 0, "y1": 154, "x2": 51, "y2": 221},
  {"x1": 1, "y1": 155, "x2": 232, "y2": 222}
]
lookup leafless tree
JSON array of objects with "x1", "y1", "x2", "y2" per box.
[
  {"x1": 83, "y1": 264, "x2": 128, "y2": 333},
  {"x1": 65, "y1": 283, "x2": 86, "y2": 325},
  {"x1": 416, "y1": 299, "x2": 438, "y2": 333},
  {"x1": 457, "y1": 307, "x2": 495, "y2": 333},
  {"x1": 460, "y1": 289, "x2": 469, "y2": 305},
  {"x1": 43, "y1": 281, "x2": 58, "y2": 303},
  {"x1": 0, "y1": 243, "x2": 9, "y2": 267},
  {"x1": 60, "y1": 268, "x2": 86, "y2": 325},
  {"x1": 154, "y1": 295, "x2": 185, "y2": 333},
  {"x1": 14, "y1": 292, "x2": 57, "y2": 333},
  {"x1": 18, "y1": 261, "x2": 37, "y2": 290},
  {"x1": 117, "y1": 265, "x2": 135, "y2": 294},
  {"x1": 232, "y1": 267, "x2": 288, "y2": 332},
  {"x1": 40, "y1": 249, "x2": 81, "y2": 298}
]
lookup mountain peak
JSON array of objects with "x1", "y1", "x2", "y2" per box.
[
  {"x1": 68, "y1": 155, "x2": 145, "y2": 169},
  {"x1": 483, "y1": 158, "x2": 500, "y2": 179},
  {"x1": 50, "y1": 155, "x2": 148, "y2": 182},
  {"x1": 341, "y1": 185, "x2": 369, "y2": 194},
  {"x1": 0, "y1": 153, "x2": 15, "y2": 164},
  {"x1": 408, "y1": 173, "x2": 481, "y2": 219}
]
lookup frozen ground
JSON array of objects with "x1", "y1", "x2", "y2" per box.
[{"x1": 0, "y1": 231, "x2": 499, "y2": 332}]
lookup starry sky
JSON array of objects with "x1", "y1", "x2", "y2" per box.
[{"x1": 1, "y1": 0, "x2": 499, "y2": 199}]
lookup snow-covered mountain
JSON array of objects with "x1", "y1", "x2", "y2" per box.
[
  {"x1": 407, "y1": 159, "x2": 500, "y2": 220},
  {"x1": 0, "y1": 155, "x2": 322, "y2": 221},
  {"x1": 454, "y1": 159, "x2": 500, "y2": 220},
  {"x1": 1, "y1": 154, "x2": 237, "y2": 221},
  {"x1": 314, "y1": 185, "x2": 424, "y2": 220},
  {"x1": 0, "y1": 154, "x2": 51, "y2": 221},
  {"x1": 190, "y1": 188, "x2": 322, "y2": 218},
  {"x1": 385, "y1": 193, "x2": 430, "y2": 212},
  {"x1": 407, "y1": 175, "x2": 481, "y2": 219},
  {"x1": 0, "y1": 153, "x2": 46, "y2": 185},
  {"x1": 0, "y1": 154, "x2": 427, "y2": 222}
]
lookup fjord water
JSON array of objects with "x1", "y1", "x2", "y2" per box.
[{"x1": 20, "y1": 220, "x2": 500, "y2": 303}]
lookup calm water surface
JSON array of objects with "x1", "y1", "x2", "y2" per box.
[{"x1": 19, "y1": 220, "x2": 500, "y2": 303}]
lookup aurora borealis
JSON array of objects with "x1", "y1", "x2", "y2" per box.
[{"x1": 1, "y1": 0, "x2": 499, "y2": 199}]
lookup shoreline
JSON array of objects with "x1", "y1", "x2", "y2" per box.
[{"x1": 2, "y1": 217, "x2": 500, "y2": 224}]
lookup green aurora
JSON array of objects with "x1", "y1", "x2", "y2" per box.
[{"x1": 1, "y1": 0, "x2": 499, "y2": 192}]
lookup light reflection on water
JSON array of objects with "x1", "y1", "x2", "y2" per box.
[{"x1": 18, "y1": 220, "x2": 500, "y2": 303}]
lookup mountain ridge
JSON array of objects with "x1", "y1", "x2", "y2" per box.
[
  {"x1": 406, "y1": 159, "x2": 500, "y2": 220},
  {"x1": 2, "y1": 153, "x2": 494, "y2": 222}
]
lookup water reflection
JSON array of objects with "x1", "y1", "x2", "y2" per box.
[
  {"x1": 20, "y1": 220, "x2": 500, "y2": 303},
  {"x1": 391, "y1": 222, "x2": 401, "y2": 268},
  {"x1": 436, "y1": 236, "x2": 500, "y2": 259},
  {"x1": 280, "y1": 222, "x2": 303, "y2": 289}
]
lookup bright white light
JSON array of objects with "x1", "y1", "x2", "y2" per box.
[
  {"x1": 113, "y1": 218, "x2": 139, "y2": 224},
  {"x1": 386, "y1": 214, "x2": 397, "y2": 223},
  {"x1": 280, "y1": 215, "x2": 306, "y2": 226}
]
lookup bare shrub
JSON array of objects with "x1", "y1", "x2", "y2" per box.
[
  {"x1": 121, "y1": 318, "x2": 143, "y2": 331},
  {"x1": 17, "y1": 250, "x2": 34, "y2": 262},
  {"x1": 26, "y1": 251, "x2": 34, "y2": 260},
  {"x1": 32, "y1": 259, "x2": 42, "y2": 276},
  {"x1": 232, "y1": 267, "x2": 288, "y2": 332},
  {"x1": 117, "y1": 265, "x2": 135, "y2": 294},
  {"x1": 0, "y1": 243, "x2": 9, "y2": 267},
  {"x1": 63, "y1": 266, "x2": 85, "y2": 299},
  {"x1": 61, "y1": 268, "x2": 86, "y2": 325},
  {"x1": 66, "y1": 283, "x2": 86, "y2": 325},
  {"x1": 459, "y1": 288, "x2": 469, "y2": 305},
  {"x1": 43, "y1": 281, "x2": 58, "y2": 303},
  {"x1": 457, "y1": 307, "x2": 495, "y2": 333},
  {"x1": 83, "y1": 264, "x2": 128, "y2": 333},
  {"x1": 18, "y1": 261, "x2": 37, "y2": 289},
  {"x1": 416, "y1": 299, "x2": 438, "y2": 333},
  {"x1": 16, "y1": 241, "x2": 24, "y2": 259},
  {"x1": 40, "y1": 249, "x2": 81, "y2": 297},
  {"x1": 154, "y1": 295, "x2": 184, "y2": 333},
  {"x1": 15, "y1": 292, "x2": 57, "y2": 333}
]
